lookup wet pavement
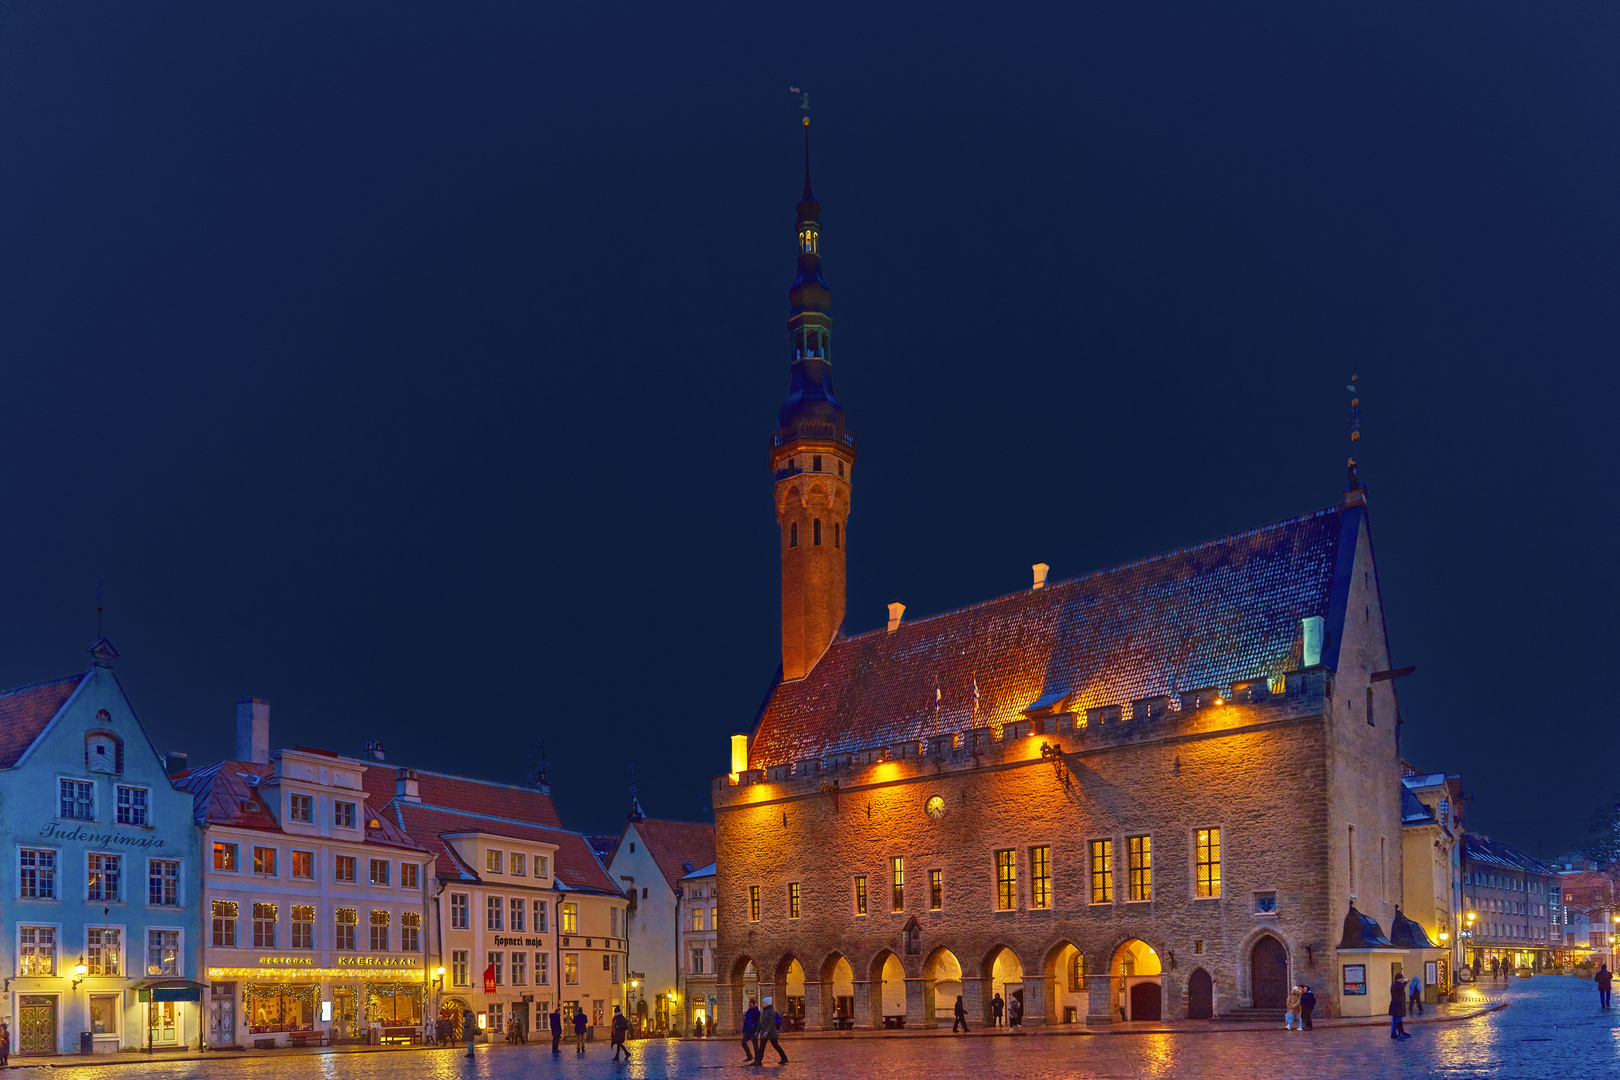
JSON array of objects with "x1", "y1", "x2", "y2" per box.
[{"x1": 13, "y1": 974, "x2": 1618, "y2": 1079}]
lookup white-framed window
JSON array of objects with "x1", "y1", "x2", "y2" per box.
[
  {"x1": 370, "y1": 859, "x2": 390, "y2": 886},
  {"x1": 333, "y1": 800, "x2": 357, "y2": 828},
  {"x1": 451, "y1": 949, "x2": 469, "y2": 987},
  {"x1": 564, "y1": 952, "x2": 579, "y2": 985},
  {"x1": 90, "y1": 993, "x2": 120, "y2": 1036},
  {"x1": 611, "y1": 953, "x2": 620, "y2": 984},
  {"x1": 148, "y1": 859, "x2": 180, "y2": 906},
  {"x1": 88, "y1": 852, "x2": 122, "y2": 902},
  {"x1": 60, "y1": 778, "x2": 96, "y2": 821},
  {"x1": 401, "y1": 863, "x2": 419, "y2": 889},
  {"x1": 486, "y1": 850, "x2": 503, "y2": 875},
  {"x1": 535, "y1": 855, "x2": 549, "y2": 878},
  {"x1": 612, "y1": 907, "x2": 620, "y2": 936},
  {"x1": 211, "y1": 900, "x2": 238, "y2": 946},
  {"x1": 561, "y1": 902, "x2": 578, "y2": 934},
  {"x1": 213, "y1": 842, "x2": 239, "y2": 872},
  {"x1": 487, "y1": 896, "x2": 504, "y2": 931},
  {"x1": 290, "y1": 850, "x2": 314, "y2": 880},
  {"x1": 692, "y1": 948, "x2": 705, "y2": 974},
  {"x1": 370, "y1": 910, "x2": 389, "y2": 951},
  {"x1": 487, "y1": 950, "x2": 503, "y2": 985},
  {"x1": 335, "y1": 908, "x2": 357, "y2": 951},
  {"x1": 334, "y1": 855, "x2": 357, "y2": 883},
  {"x1": 511, "y1": 950, "x2": 527, "y2": 985},
  {"x1": 289, "y1": 793, "x2": 313, "y2": 823},
  {"x1": 19, "y1": 925, "x2": 57, "y2": 974},
  {"x1": 146, "y1": 928, "x2": 180, "y2": 976},
  {"x1": 537, "y1": 951, "x2": 549, "y2": 985},
  {"x1": 401, "y1": 911, "x2": 420, "y2": 952},
  {"x1": 511, "y1": 853, "x2": 526, "y2": 877},
  {"x1": 292, "y1": 905, "x2": 315, "y2": 949},
  {"x1": 115, "y1": 785, "x2": 149, "y2": 826},
  {"x1": 534, "y1": 900, "x2": 548, "y2": 933},
  {"x1": 450, "y1": 893, "x2": 469, "y2": 929},
  {"x1": 253, "y1": 903, "x2": 277, "y2": 948},
  {"x1": 19, "y1": 847, "x2": 57, "y2": 899},
  {"x1": 253, "y1": 846, "x2": 277, "y2": 876},
  {"x1": 510, "y1": 898, "x2": 525, "y2": 932},
  {"x1": 87, "y1": 927, "x2": 122, "y2": 975}
]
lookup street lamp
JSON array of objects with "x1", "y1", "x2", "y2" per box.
[{"x1": 72, "y1": 956, "x2": 87, "y2": 990}]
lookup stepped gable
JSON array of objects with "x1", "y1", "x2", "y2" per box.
[
  {"x1": 630, "y1": 819, "x2": 717, "y2": 892},
  {"x1": 389, "y1": 801, "x2": 618, "y2": 894},
  {"x1": 750, "y1": 504, "x2": 1349, "y2": 768},
  {"x1": 0, "y1": 673, "x2": 87, "y2": 767}
]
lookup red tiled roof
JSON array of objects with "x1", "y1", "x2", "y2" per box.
[
  {"x1": 0, "y1": 674, "x2": 87, "y2": 768},
  {"x1": 389, "y1": 801, "x2": 619, "y2": 895},
  {"x1": 625, "y1": 818, "x2": 716, "y2": 893},
  {"x1": 751, "y1": 505, "x2": 1349, "y2": 767},
  {"x1": 178, "y1": 759, "x2": 427, "y2": 851},
  {"x1": 411, "y1": 771, "x2": 563, "y2": 830}
]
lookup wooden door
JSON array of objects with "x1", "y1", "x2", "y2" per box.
[
  {"x1": 1187, "y1": 968, "x2": 1214, "y2": 1019},
  {"x1": 1250, "y1": 936, "x2": 1289, "y2": 1009},
  {"x1": 1128, "y1": 981, "x2": 1161, "y2": 1021}
]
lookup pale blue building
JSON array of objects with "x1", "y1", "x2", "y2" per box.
[{"x1": 1, "y1": 640, "x2": 201, "y2": 1055}]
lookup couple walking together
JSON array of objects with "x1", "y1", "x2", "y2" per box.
[{"x1": 740, "y1": 997, "x2": 789, "y2": 1065}]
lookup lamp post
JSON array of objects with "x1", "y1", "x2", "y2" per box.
[{"x1": 434, "y1": 967, "x2": 446, "y2": 1041}]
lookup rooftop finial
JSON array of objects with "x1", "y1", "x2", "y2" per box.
[
  {"x1": 791, "y1": 87, "x2": 812, "y2": 198},
  {"x1": 1344, "y1": 373, "x2": 1367, "y2": 503}
]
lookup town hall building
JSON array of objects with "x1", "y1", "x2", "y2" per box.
[{"x1": 711, "y1": 131, "x2": 1417, "y2": 1030}]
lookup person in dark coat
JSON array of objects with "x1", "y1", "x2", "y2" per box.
[
  {"x1": 991, "y1": 993, "x2": 1005, "y2": 1027},
  {"x1": 1490, "y1": 956, "x2": 1500, "y2": 981},
  {"x1": 463, "y1": 1008, "x2": 477, "y2": 1058},
  {"x1": 1597, "y1": 964, "x2": 1613, "y2": 1009},
  {"x1": 611, "y1": 1005, "x2": 632, "y2": 1061},
  {"x1": 741, "y1": 998, "x2": 760, "y2": 1063},
  {"x1": 549, "y1": 1007, "x2": 563, "y2": 1054},
  {"x1": 1298, "y1": 986, "x2": 1316, "y2": 1031},
  {"x1": 573, "y1": 1006, "x2": 589, "y2": 1054},
  {"x1": 1408, "y1": 974, "x2": 1423, "y2": 1016},
  {"x1": 1388, "y1": 982, "x2": 1410, "y2": 1039},
  {"x1": 752, "y1": 998, "x2": 788, "y2": 1065},
  {"x1": 953, "y1": 994, "x2": 969, "y2": 1033},
  {"x1": 1471, "y1": 955, "x2": 1481, "y2": 980},
  {"x1": 694, "y1": 1016, "x2": 704, "y2": 1038},
  {"x1": 0, "y1": 1019, "x2": 9, "y2": 1066}
]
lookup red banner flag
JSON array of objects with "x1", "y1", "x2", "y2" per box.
[{"x1": 483, "y1": 963, "x2": 496, "y2": 995}]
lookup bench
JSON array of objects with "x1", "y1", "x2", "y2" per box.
[
  {"x1": 882, "y1": 1015, "x2": 906, "y2": 1030},
  {"x1": 831, "y1": 1017, "x2": 855, "y2": 1031},
  {"x1": 288, "y1": 1031, "x2": 328, "y2": 1048},
  {"x1": 379, "y1": 1027, "x2": 420, "y2": 1046}
]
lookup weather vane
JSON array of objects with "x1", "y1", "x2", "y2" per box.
[
  {"x1": 790, "y1": 86, "x2": 809, "y2": 126},
  {"x1": 1346, "y1": 373, "x2": 1362, "y2": 486}
]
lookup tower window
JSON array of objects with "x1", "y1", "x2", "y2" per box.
[
  {"x1": 838, "y1": 461, "x2": 844, "y2": 477},
  {"x1": 813, "y1": 455, "x2": 822, "y2": 472},
  {"x1": 834, "y1": 522, "x2": 841, "y2": 549},
  {"x1": 813, "y1": 519, "x2": 822, "y2": 546},
  {"x1": 789, "y1": 522, "x2": 798, "y2": 549}
]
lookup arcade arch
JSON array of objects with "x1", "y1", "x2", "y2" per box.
[
  {"x1": 1110, "y1": 938, "x2": 1163, "y2": 1021},
  {"x1": 1043, "y1": 941, "x2": 1086, "y2": 1024},
  {"x1": 820, "y1": 953, "x2": 855, "y2": 1028},
  {"x1": 981, "y1": 946, "x2": 1025, "y2": 1026},
  {"x1": 922, "y1": 947, "x2": 962, "y2": 1028}
]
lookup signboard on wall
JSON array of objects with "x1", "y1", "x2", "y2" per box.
[{"x1": 1342, "y1": 964, "x2": 1367, "y2": 996}]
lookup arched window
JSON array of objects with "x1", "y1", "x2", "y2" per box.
[
  {"x1": 813, "y1": 519, "x2": 822, "y2": 546},
  {"x1": 789, "y1": 522, "x2": 798, "y2": 549},
  {"x1": 1069, "y1": 953, "x2": 1086, "y2": 992},
  {"x1": 834, "y1": 522, "x2": 841, "y2": 549}
]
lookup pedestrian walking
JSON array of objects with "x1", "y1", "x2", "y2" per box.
[
  {"x1": 1388, "y1": 981, "x2": 1410, "y2": 1039},
  {"x1": 464, "y1": 1007, "x2": 477, "y2": 1058},
  {"x1": 991, "y1": 993, "x2": 1005, "y2": 1027},
  {"x1": 612, "y1": 1005, "x2": 632, "y2": 1061},
  {"x1": 1489, "y1": 956, "x2": 1499, "y2": 981},
  {"x1": 1285, "y1": 985, "x2": 1302, "y2": 1030},
  {"x1": 573, "y1": 1006, "x2": 589, "y2": 1054},
  {"x1": 0, "y1": 1019, "x2": 9, "y2": 1066},
  {"x1": 1298, "y1": 986, "x2": 1315, "y2": 1031},
  {"x1": 1408, "y1": 974, "x2": 1423, "y2": 1016},
  {"x1": 752, "y1": 997, "x2": 788, "y2": 1065},
  {"x1": 695, "y1": 1017, "x2": 705, "y2": 1038},
  {"x1": 1597, "y1": 963, "x2": 1613, "y2": 1009},
  {"x1": 550, "y1": 1006, "x2": 563, "y2": 1054},
  {"x1": 953, "y1": 994, "x2": 969, "y2": 1033},
  {"x1": 741, "y1": 997, "x2": 761, "y2": 1062}
]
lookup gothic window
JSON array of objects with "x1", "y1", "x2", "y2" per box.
[
  {"x1": 834, "y1": 522, "x2": 841, "y2": 549},
  {"x1": 1069, "y1": 953, "x2": 1086, "y2": 991},
  {"x1": 813, "y1": 519, "x2": 822, "y2": 546},
  {"x1": 789, "y1": 522, "x2": 798, "y2": 548}
]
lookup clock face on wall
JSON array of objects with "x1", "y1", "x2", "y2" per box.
[{"x1": 925, "y1": 796, "x2": 946, "y2": 819}]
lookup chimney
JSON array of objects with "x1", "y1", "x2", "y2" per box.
[
  {"x1": 396, "y1": 768, "x2": 420, "y2": 802},
  {"x1": 365, "y1": 740, "x2": 385, "y2": 762},
  {"x1": 235, "y1": 697, "x2": 270, "y2": 764},
  {"x1": 163, "y1": 751, "x2": 189, "y2": 778},
  {"x1": 886, "y1": 602, "x2": 905, "y2": 633},
  {"x1": 1301, "y1": 616, "x2": 1326, "y2": 668},
  {"x1": 1032, "y1": 562, "x2": 1050, "y2": 590}
]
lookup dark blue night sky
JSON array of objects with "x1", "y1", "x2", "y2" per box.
[{"x1": 2, "y1": 2, "x2": 1614, "y2": 853}]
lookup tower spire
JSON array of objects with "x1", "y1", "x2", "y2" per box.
[
  {"x1": 771, "y1": 110, "x2": 856, "y2": 681},
  {"x1": 1344, "y1": 373, "x2": 1367, "y2": 505}
]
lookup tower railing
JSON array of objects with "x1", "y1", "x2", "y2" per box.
[{"x1": 768, "y1": 425, "x2": 857, "y2": 452}]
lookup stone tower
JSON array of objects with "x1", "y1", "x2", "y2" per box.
[{"x1": 772, "y1": 121, "x2": 856, "y2": 681}]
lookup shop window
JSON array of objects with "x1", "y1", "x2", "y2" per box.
[
  {"x1": 245, "y1": 983, "x2": 316, "y2": 1033},
  {"x1": 367, "y1": 983, "x2": 422, "y2": 1025},
  {"x1": 90, "y1": 993, "x2": 120, "y2": 1036}
]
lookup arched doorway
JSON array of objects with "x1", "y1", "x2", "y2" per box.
[
  {"x1": 868, "y1": 951, "x2": 906, "y2": 1029},
  {"x1": 776, "y1": 957, "x2": 807, "y2": 1030},
  {"x1": 726, "y1": 956, "x2": 759, "y2": 1036},
  {"x1": 981, "y1": 946, "x2": 1025, "y2": 1026},
  {"x1": 441, "y1": 996, "x2": 470, "y2": 1041},
  {"x1": 1043, "y1": 942, "x2": 1085, "y2": 1024},
  {"x1": 922, "y1": 948, "x2": 962, "y2": 1028},
  {"x1": 1250, "y1": 937, "x2": 1288, "y2": 1010},
  {"x1": 1187, "y1": 968, "x2": 1213, "y2": 1020},
  {"x1": 1110, "y1": 939, "x2": 1162, "y2": 1021},
  {"x1": 821, "y1": 954, "x2": 855, "y2": 1028}
]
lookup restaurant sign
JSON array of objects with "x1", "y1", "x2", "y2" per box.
[
  {"x1": 492, "y1": 936, "x2": 549, "y2": 948},
  {"x1": 256, "y1": 956, "x2": 420, "y2": 968}
]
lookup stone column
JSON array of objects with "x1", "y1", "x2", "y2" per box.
[
  {"x1": 851, "y1": 980, "x2": 873, "y2": 1029},
  {"x1": 801, "y1": 981, "x2": 825, "y2": 1031},
  {"x1": 905, "y1": 978, "x2": 929, "y2": 1028},
  {"x1": 1085, "y1": 976, "x2": 1115, "y2": 1024},
  {"x1": 1021, "y1": 973, "x2": 1048, "y2": 1027},
  {"x1": 716, "y1": 983, "x2": 734, "y2": 1036},
  {"x1": 961, "y1": 976, "x2": 987, "y2": 1028}
]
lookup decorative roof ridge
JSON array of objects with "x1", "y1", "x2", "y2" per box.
[
  {"x1": 0, "y1": 671, "x2": 87, "y2": 700},
  {"x1": 410, "y1": 768, "x2": 558, "y2": 797},
  {"x1": 836, "y1": 504, "x2": 1345, "y2": 643}
]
